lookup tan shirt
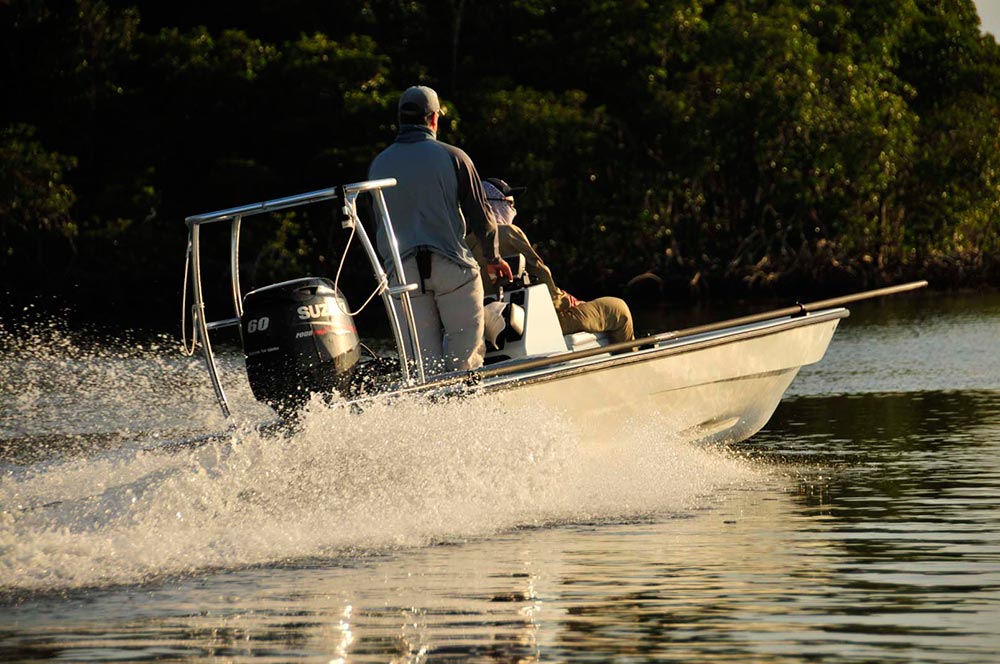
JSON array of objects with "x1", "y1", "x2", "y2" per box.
[{"x1": 466, "y1": 224, "x2": 574, "y2": 311}]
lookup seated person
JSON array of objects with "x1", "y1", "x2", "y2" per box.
[{"x1": 466, "y1": 177, "x2": 634, "y2": 344}]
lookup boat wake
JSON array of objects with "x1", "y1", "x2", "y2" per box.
[{"x1": 0, "y1": 317, "x2": 760, "y2": 596}]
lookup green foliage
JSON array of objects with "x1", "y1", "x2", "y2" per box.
[
  {"x1": 0, "y1": 123, "x2": 78, "y2": 267},
  {"x1": 464, "y1": 85, "x2": 616, "y2": 278},
  {"x1": 895, "y1": 0, "x2": 1000, "y2": 279},
  {"x1": 1, "y1": 0, "x2": 998, "y2": 323}
]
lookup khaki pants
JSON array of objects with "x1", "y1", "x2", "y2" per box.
[
  {"x1": 395, "y1": 253, "x2": 485, "y2": 373},
  {"x1": 557, "y1": 296, "x2": 635, "y2": 343}
]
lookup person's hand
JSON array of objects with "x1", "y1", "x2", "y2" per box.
[{"x1": 487, "y1": 257, "x2": 514, "y2": 283}]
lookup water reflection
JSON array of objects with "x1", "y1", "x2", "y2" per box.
[
  {"x1": 5, "y1": 433, "x2": 997, "y2": 663},
  {"x1": 743, "y1": 390, "x2": 1000, "y2": 661},
  {"x1": 4, "y1": 388, "x2": 1000, "y2": 662},
  {"x1": 2, "y1": 293, "x2": 999, "y2": 662}
]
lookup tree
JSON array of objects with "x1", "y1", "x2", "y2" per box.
[{"x1": 0, "y1": 124, "x2": 78, "y2": 270}]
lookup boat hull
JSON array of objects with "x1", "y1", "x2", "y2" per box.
[{"x1": 477, "y1": 310, "x2": 846, "y2": 447}]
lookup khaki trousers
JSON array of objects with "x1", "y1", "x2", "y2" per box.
[
  {"x1": 395, "y1": 253, "x2": 485, "y2": 373},
  {"x1": 557, "y1": 296, "x2": 635, "y2": 343}
]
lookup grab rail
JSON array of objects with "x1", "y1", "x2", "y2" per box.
[
  {"x1": 183, "y1": 178, "x2": 426, "y2": 419},
  {"x1": 184, "y1": 179, "x2": 398, "y2": 226}
]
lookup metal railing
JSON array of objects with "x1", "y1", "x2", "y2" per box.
[{"x1": 183, "y1": 178, "x2": 425, "y2": 418}]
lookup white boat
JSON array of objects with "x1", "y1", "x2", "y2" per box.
[{"x1": 183, "y1": 179, "x2": 925, "y2": 445}]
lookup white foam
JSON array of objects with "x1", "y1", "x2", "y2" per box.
[
  {"x1": 0, "y1": 390, "x2": 758, "y2": 593},
  {"x1": 0, "y1": 319, "x2": 759, "y2": 593}
]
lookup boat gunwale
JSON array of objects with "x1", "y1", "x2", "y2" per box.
[
  {"x1": 477, "y1": 307, "x2": 849, "y2": 393},
  {"x1": 343, "y1": 307, "x2": 849, "y2": 407}
]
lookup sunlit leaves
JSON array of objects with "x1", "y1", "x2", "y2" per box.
[
  {"x1": 0, "y1": 124, "x2": 78, "y2": 268},
  {"x1": 0, "y1": 124, "x2": 78, "y2": 237}
]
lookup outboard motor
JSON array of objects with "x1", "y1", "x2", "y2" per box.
[{"x1": 241, "y1": 277, "x2": 361, "y2": 412}]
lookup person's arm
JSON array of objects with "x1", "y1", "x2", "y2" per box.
[
  {"x1": 505, "y1": 225, "x2": 581, "y2": 307},
  {"x1": 503, "y1": 225, "x2": 558, "y2": 293}
]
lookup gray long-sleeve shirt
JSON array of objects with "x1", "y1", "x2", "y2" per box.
[{"x1": 368, "y1": 124, "x2": 499, "y2": 274}]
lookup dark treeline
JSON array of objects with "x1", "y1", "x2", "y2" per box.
[{"x1": 2, "y1": 0, "x2": 999, "y2": 328}]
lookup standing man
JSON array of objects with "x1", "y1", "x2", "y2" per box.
[{"x1": 369, "y1": 85, "x2": 512, "y2": 372}]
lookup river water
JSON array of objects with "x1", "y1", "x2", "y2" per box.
[{"x1": 1, "y1": 291, "x2": 998, "y2": 662}]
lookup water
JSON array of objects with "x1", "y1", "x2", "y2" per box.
[{"x1": 1, "y1": 291, "x2": 998, "y2": 662}]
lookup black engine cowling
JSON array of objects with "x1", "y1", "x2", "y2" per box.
[{"x1": 241, "y1": 277, "x2": 361, "y2": 412}]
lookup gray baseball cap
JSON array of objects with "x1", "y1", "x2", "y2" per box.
[{"x1": 398, "y1": 85, "x2": 447, "y2": 118}]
